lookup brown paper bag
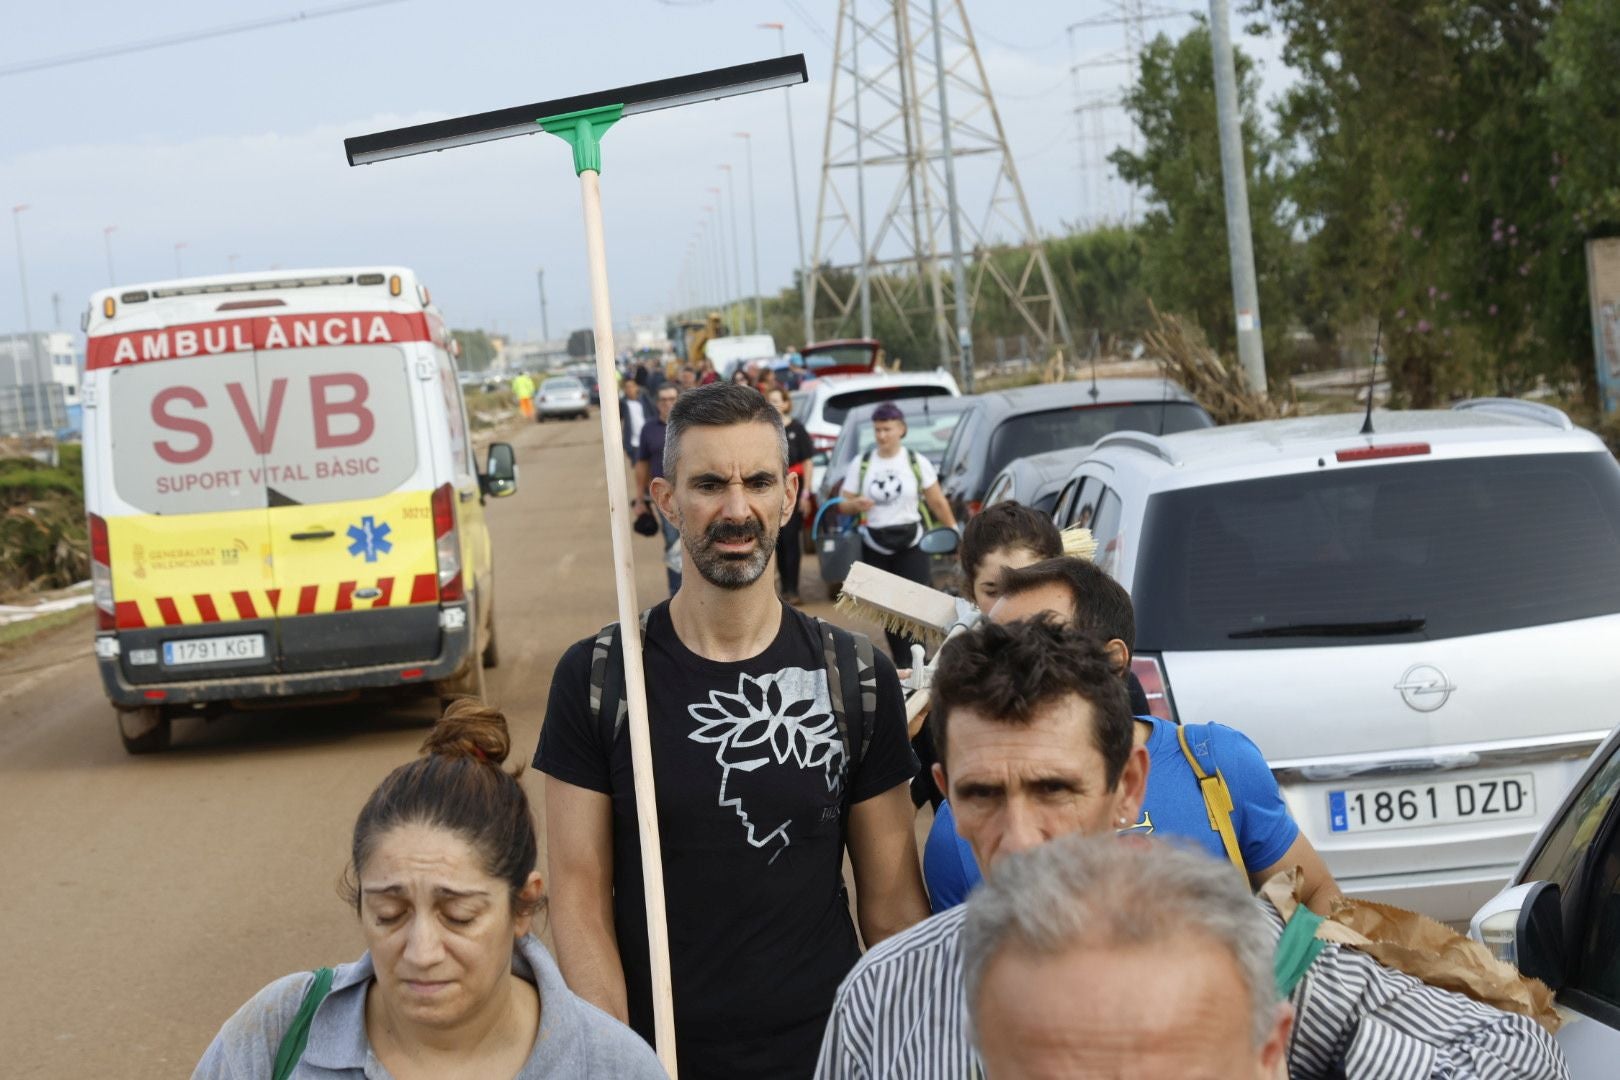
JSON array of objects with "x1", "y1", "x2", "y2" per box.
[{"x1": 1260, "y1": 869, "x2": 1561, "y2": 1034}]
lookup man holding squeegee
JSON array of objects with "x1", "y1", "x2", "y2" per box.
[{"x1": 537, "y1": 384, "x2": 930, "y2": 1079}]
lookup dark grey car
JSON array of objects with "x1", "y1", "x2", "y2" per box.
[{"x1": 937, "y1": 379, "x2": 1213, "y2": 519}]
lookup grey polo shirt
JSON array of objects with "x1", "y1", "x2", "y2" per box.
[{"x1": 193, "y1": 934, "x2": 665, "y2": 1079}]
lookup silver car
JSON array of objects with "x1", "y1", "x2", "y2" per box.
[
  {"x1": 1052, "y1": 400, "x2": 1620, "y2": 923},
  {"x1": 1470, "y1": 720, "x2": 1620, "y2": 1076},
  {"x1": 536, "y1": 376, "x2": 590, "y2": 421}
]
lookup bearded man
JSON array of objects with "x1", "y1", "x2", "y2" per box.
[{"x1": 536, "y1": 383, "x2": 929, "y2": 1079}]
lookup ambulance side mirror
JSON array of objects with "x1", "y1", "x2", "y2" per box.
[{"x1": 483, "y1": 443, "x2": 518, "y2": 499}]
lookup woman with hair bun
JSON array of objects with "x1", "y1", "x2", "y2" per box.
[{"x1": 194, "y1": 698, "x2": 665, "y2": 1080}]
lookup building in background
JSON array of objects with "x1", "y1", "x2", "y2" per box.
[{"x1": 0, "y1": 331, "x2": 76, "y2": 437}]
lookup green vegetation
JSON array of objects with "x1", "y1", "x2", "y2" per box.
[
  {"x1": 735, "y1": 2, "x2": 1620, "y2": 414},
  {"x1": 0, "y1": 444, "x2": 89, "y2": 597}
]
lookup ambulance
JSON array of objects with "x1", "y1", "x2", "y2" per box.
[{"x1": 80, "y1": 268, "x2": 518, "y2": 753}]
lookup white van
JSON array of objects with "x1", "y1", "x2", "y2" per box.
[{"x1": 80, "y1": 267, "x2": 517, "y2": 753}]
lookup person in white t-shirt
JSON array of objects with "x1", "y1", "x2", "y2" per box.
[{"x1": 839, "y1": 401, "x2": 959, "y2": 661}]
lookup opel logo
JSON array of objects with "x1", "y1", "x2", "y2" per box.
[{"x1": 1395, "y1": 664, "x2": 1457, "y2": 712}]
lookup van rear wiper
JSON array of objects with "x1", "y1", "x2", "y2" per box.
[{"x1": 1228, "y1": 617, "x2": 1426, "y2": 640}]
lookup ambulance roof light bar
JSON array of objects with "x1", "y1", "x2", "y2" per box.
[{"x1": 343, "y1": 55, "x2": 807, "y2": 166}]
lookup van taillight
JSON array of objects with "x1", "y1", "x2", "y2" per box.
[
  {"x1": 431, "y1": 483, "x2": 464, "y2": 603},
  {"x1": 89, "y1": 513, "x2": 116, "y2": 631},
  {"x1": 1130, "y1": 654, "x2": 1175, "y2": 722}
]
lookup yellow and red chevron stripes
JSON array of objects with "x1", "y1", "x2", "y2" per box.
[{"x1": 114, "y1": 574, "x2": 439, "y2": 629}]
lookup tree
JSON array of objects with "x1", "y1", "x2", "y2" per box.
[
  {"x1": 450, "y1": 329, "x2": 496, "y2": 372},
  {"x1": 1110, "y1": 25, "x2": 1298, "y2": 365}
]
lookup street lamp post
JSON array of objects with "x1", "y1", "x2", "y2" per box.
[
  {"x1": 734, "y1": 132, "x2": 763, "y2": 336},
  {"x1": 718, "y1": 164, "x2": 746, "y2": 332},
  {"x1": 706, "y1": 194, "x2": 729, "y2": 326},
  {"x1": 761, "y1": 22, "x2": 812, "y2": 344},
  {"x1": 174, "y1": 241, "x2": 188, "y2": 277},
  {"x1": 103, "y1": 225, "x2": 117, "y2": 286},
  {"x1": 11, "y1": 204, "x2": 45, "y2": 433}
]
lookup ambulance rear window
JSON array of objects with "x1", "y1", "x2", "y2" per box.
[{"x1": 109, "y1": 345, "x2": 419, "y2": 514}]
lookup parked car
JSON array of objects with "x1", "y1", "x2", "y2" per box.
[
  {"x1": 1052, "y1": 400, "x2": 1620, "y2": 923},
  {"x1": 982, "y1": 447, "x2": 1091, "y2": 517},
  {"x1": 936, "y1": 379, "x2": 1213, "y2": 519},
  {"x1": 536, "y1": 376, "x2": 591, "y2": 420},
  {"x1": 774, "y1": 338, "x2": 884, "y2": 382},
  {"x1": 1469, "y1": 721, "x2": 1620, "y2": 1075},
  {"x1": 795, "y1": 369, "x2": 960, "y2": 457}
]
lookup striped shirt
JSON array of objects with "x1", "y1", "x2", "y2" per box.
[{"x1": 813, "y1": 902, "x2": 1567, "y2": 1079}]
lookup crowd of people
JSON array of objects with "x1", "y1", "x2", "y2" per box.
[{"x1": 196, "y1": 382, "x2": 1569, "y2": 1079}]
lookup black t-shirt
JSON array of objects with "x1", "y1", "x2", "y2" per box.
[
  {"x1": 535, "y1": 602, "x2": 917, "y2": 1080},
  {"x1": 785, "y1": 418, "x2": 814, "y2": 469}
]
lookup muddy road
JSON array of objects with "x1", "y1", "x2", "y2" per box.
[{"x1": 0, "y1": 413, "x2": 875, "y2": 1078}]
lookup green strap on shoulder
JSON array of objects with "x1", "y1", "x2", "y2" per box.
[
  {"x1": 272, "y1": 967, "x2": 334, "y2": 1080},
  {"x1": 1273, "y1": 906, "x2": 1327, "y2": 999}
]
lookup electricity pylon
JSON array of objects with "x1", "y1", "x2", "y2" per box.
[{"x1": 808, "y1": 0, "x2": 1075, "y2": 377}]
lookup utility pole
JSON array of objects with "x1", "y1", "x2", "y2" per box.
[
  {"x1": 537, "y1": 267, "x2": 550, "y2": 341},
  {"x1": 931, "y1": 0, "x2": 973, "y2": 392},
  {"x1": 174, "y1": 241, "x2": 188, "y2": 277},
  {"x1": 707, "y1": 190, "x2": 730, "y2": 328},
  {"x1": 1208, "y1": 0, "x2": 1266, "y2": 395},
  {"x1": 735, "y1": 132, "x2": 764, "y2": 336},
  {"x1": 11, "y1": 205, "x2": 45, "y2": 432},
  {"x1": 719, "y1": 164, "x2": 746, "y2": 332},
  {"x1": 850, "y1": 0, "x2": 872, "y2": 340},
  {"x1": 103, "y1": 225, "x2": 117, "y2": 286},
  {"x1": 762, "y1": 22, "x2": 813, "y2": 345},
  {"x1": 52, "y1": 292, "x2": 62, "y2": 330}
]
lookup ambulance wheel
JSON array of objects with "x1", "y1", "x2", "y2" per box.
[
  {"x1": 117, "y1": 706, "x2": 171, "y2": 755},
  {"x1": 435, "y1": 647, "x2": 487, "y2": 704}
]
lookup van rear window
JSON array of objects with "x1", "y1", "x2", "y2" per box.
[
  {"x1": 1131, "y1": 453, "x2": 1620, "y2": 650},
  {"x1": 109, "y1": 345, "x2": 419, "y2": 514},
  {"x1": 824, "y1": 385, "x2": 952, "y2": 426}
]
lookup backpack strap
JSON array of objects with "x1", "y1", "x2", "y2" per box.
[
  {"x1": 1176, "y1": 723, "x2": 1247, "y2": 878},
  {"x1": 1272, "y1": 905, "x2": 1328, "y2": 998},
  {"x1": 591, "y1": 608, "x2": 656, "y2": 746},
  {"x1": 908, "y1": 449, "x2": 937, "y2": 529},
  {"x1": 271, "y1": 967, "x2": 334, "y2": 1080},
  {"x1": 817, "y1": 618, "x2": 878, "y2": 801}
]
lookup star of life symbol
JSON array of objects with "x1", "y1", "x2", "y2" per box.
[{"x1": 346, "y1": 516, "x2": 393, "y2": 562}]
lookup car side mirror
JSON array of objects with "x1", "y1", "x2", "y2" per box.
[
  {"x1": 1471, "y1": 880, "x2": 1565, "y2": 991},
  {"x1": 483, "y1": 442, "x2": 518, "y2": 498},
  {"x1": 918, "y1": 526, "x2": 960, "y2": 556}
]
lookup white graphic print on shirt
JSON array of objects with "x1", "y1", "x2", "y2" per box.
[{"x1": 687, "y1": 667, "x2": 844, "y2": 864}]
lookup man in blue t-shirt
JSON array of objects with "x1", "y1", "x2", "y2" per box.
[{"x1": 923, "y1": 556, "x2": 1343, "y2": 915}]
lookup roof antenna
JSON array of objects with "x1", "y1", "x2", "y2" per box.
[{"x1": 1359, "y1": 319, "x2": 1383, "y2": 436}]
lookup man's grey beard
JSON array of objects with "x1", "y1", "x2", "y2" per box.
[{"x1": 683, "y1": 515, "x2": 778, "y2": 590}]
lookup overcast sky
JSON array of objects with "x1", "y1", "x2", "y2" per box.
[{"x1": 1, "y1": 0, "x2": 1286, "y2": 344}]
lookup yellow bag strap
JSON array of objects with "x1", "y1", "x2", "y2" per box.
[{"x1": 1176, "y1": 723, "x2": 1247, "y2": 878}]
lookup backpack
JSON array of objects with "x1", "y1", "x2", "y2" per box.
[
  {"x1": 589, "y1": 608, "x2": 880, "y2": 814},
  {"x1": 1175, "y1": 722, "x2": 1246, "y2": 878},
  {"x1": 856, "y1": 448, "x2": 937, "y2": 530}
]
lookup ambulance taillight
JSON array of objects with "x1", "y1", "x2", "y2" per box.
[
  {"x1": 89, "y1": 513, "x2": 116, "y2": 631},
  {"x1": 431, "y1": 483, "x2": 464, "y2": 603}
]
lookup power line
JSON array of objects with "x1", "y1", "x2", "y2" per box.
[
  {"x1": 0, "y1": 0, "x2": 408, "y2": 78},
  {"x1": 781, "y1": 0, "x2": 834, "y2": 47}
]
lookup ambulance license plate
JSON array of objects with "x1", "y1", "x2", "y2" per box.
[
  {"x1": 163, "y1": 634, "x2": 266, "y2": 666},
  {"x1": 1328, "y1": 773, "x2": 1535, "y2": 834}
]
